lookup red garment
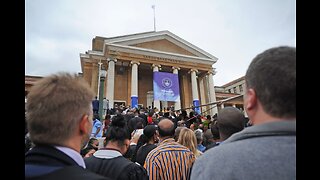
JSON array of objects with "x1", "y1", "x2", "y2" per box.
[{"x1": 147, "y1": 116, "x2": 153, "y2": 124}]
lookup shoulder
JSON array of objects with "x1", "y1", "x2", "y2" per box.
[
  {"x1": 126, "y1": 163, "x2": 148, "y2": 176},
  {"x1": 27, "y1": 166, "x2": 110, "y2": 180},
  {"x1": 191, "y1": 134, "x2": 296, "y2": 179},
  {"x1": 66, "y1": 167, "x2": 111, "y2": 180},
  {"x1": 94, "y1": 120, "x2": 102, "y2": 126},
  {"x1": 84, "y1": 156, "x2": 98, "y2": 165}
]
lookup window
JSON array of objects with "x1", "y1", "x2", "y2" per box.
[
  {"x1": 239, "y1": 84, "x2": 243, "y2": 92},
  {"x1": 233, "y1": 87, "x2": 237, "y2": 94}
]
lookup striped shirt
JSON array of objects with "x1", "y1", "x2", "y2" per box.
[{"x1": 144, "y1": 138, "x2": 195, "y2": 180}]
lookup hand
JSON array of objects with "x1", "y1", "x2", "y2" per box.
[{"x1": 84, "y1": 149, "x2": 96, "y2": 158}]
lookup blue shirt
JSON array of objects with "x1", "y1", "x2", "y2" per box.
[
  {"x1": 197, "y1": 144, "x2": 206, "y2": 152},
  {"x1": 91, "y1": 119, "x2": 103, "y2": 138}
]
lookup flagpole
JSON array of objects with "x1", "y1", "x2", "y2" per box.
[{"x1": 152, "y1": 5, "x2": 156, "y2": 31}]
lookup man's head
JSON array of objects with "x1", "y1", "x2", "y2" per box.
[
  {"x1": 157, "y1": 118, "x2": 175, "y2": 139},
  {"x1": 26, "y1": 72, "x2": 94, "y2": 150},
  {"x1": 210, "y1": 122, "x2": 220, "y2": 141},
  {"x1": 244, "y1": 46, "x2": 296, "y2": 124},
  {"x1": 217, "y1": 107, "x2": 245, "y2": 141}
]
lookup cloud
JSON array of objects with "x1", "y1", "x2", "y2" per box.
[{"x1": 26, "y1": 0, "x2": 296, "y2": 86}]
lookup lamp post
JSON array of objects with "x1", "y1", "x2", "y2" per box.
[
  {"x1": 98, "y1": 69, "x2": 107, "y2": 121},
  {"x1": 97, "y1": 60, "x2": 102, "y2": 99}
]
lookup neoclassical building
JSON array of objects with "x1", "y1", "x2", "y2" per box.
[{"x1": 80, "y1": 31, "x2": 218, "y2": 115}]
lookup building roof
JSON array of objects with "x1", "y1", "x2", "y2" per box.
[
  {"x1": 221, "y1": 76, "x2": 245, "y2": 88},
  {"x1": 95, "y1": 30, "x2": 218, "y2": 61}
]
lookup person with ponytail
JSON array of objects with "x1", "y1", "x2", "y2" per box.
[{"x1": 85, "y1": 114, "x2": 148, "y2": 180}]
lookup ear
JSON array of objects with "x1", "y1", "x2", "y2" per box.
[
  {"x1": 124, "y1": 139, "x2": 130, "y2": 148},
  {"x1": 244, "y1": 88, "x2": 257, "y2": 112},
  {"x1": 79, "y1": 115, "x2": 90, "y2": 135},
  {"x1": 122, "y1": 139, "x2": 130, "y2": 154}
]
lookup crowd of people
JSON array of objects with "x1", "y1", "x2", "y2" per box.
[{"x1": 25, "y1": 46, "x2": 296, "y2": 180}]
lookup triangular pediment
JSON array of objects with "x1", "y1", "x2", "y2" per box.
[
  {"x1": 131, "y1": 39, "x2": 196, "y2": 56},
  {"x1": 104, "y1": 31, "x2": 217, "y2": 60}
]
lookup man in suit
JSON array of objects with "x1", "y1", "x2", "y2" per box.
[{"x1": 25, "y1": 72, "x2": 111, "y2": 180}]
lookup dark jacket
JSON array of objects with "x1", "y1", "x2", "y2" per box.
[
  {"x1": 85, "y1": 150, "x2": 148, "y2": 180},
  {"x1": 135, "y1": 144, "x2": 157, "y2": 166},
  {"x1": 25, "y1": 145, "x2": 110, "y2": 180}
]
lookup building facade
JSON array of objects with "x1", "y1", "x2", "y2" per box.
[
  {"x1": 214, "y1": 76, "x2": 247, "y2": 116},
  {"x1": 80, "y1": 31, "x2": 219, "y2": 115}
]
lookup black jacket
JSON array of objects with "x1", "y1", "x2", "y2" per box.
[
  {"x1": 85, "y1": 155, "x2": 148, "y2": 180},
  {"x1": 25, "y1": 145, "x2": 111, "y2": 180}
]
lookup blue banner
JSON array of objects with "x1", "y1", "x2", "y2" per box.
[{"x1": 153, "y1": 72, "x2": 180, "y2": 101}]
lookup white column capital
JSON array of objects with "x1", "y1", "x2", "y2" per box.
[
  {"x1": 152, "y1": 64, "x2": 161, "y2": 68},
  {"x1": 107, "y1": 58, "x2": 117, "y2": 63},
  {"x1": 188, "y1": 68, "x2": 198, "y2": 74},
  {"x1": 207, "y1": 68, "x2": 217, "y2": 75},
  {"x1": 172, "y1": 66, "x2": 180, "y2": 71},
  {"x1": 131, "y1": 61, "x2": 140, "y2": 66}
]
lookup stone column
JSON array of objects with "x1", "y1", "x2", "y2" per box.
[
  {"x1": 106, "y1": 58, "x2": 117, "y2": 109},
  {"x1": 207, "y1": 69, "x2": 218, "y2": 115},
  {"x1": 91, "y1": 63, "x2": 98, "y2": 93},
  {"x1": 131, "y1": 61, "x2": 140, "y2": 108},
  {"x1": 190, "y1": 69, "x2": 200, "y2": 114},
  {"x1": 199, "y1": 76, "x2": 207, "y2": 114},
  {"x1": 172, "y1": 66, "x2": 181, "y2": 111},
  {"x1": 152, "y1": 64, "x2": 161, "y2": 110}
]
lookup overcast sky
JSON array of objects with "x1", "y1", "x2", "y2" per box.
[{"x1": 25, "y1": 0, "x2": 295, "y2": 86}]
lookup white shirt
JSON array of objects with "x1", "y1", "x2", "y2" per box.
[
  {"x1": 55, "y1": 146, "x2": 86, "y2": 168},
  {"x1": 93, "y1": 149, "x2": 122, "y2": 159}
]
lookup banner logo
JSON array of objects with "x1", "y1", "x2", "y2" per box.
[{"x1": 162, "y1": 78, "x2": 172, "y2": 88}]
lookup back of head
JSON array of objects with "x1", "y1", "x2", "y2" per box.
[
  {"x1": 194, "y1": 129, "x2": 203, "y2": 144},
  {"x1": 105, "y1": 114, "x2": 131, "y2": 145},
  {"x1": 105, "y1": 114, "x2": 111, "y2": 120},
  {"x1": 26, "y1": 72, "x2": 94, "y2": 145},
  {"x1": 178, "y1": 128, "x2": 198, "y2": 154},
  {"x1": 245, "y1": 46, "x2": 296, "y2": 118},
  {"x1": 158, "y1": 118, "x2": 175, "y2": 138},
  {"x1": 143, "y1": 125, "x2": 157, "y2": 139},
  {"x1": 217, "y1": 107, "x2": 245, "y2": 140}
]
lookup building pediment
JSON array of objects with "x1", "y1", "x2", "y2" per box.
[
  {"x1": 82, "y1": 31, "x2": 218, "y2": 73},
  {"x1": 103, "y1": 31, "x2": 217, "y2": 60}
]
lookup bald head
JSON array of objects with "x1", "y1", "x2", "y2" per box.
[
  {"x1": 158, "y1": 119, "x2": 175, "y2": 138},
  {"x1": 218, "y1": 107, "x2": 245, "y2": 140}
]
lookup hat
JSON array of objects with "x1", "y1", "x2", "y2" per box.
[{"x1": 143, "y1": 125, "x2": 157, "y2": 138}]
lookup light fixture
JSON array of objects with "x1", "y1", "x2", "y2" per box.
[{"x1": 100, "y1": 69, "x2": 107, "y2": 78}]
